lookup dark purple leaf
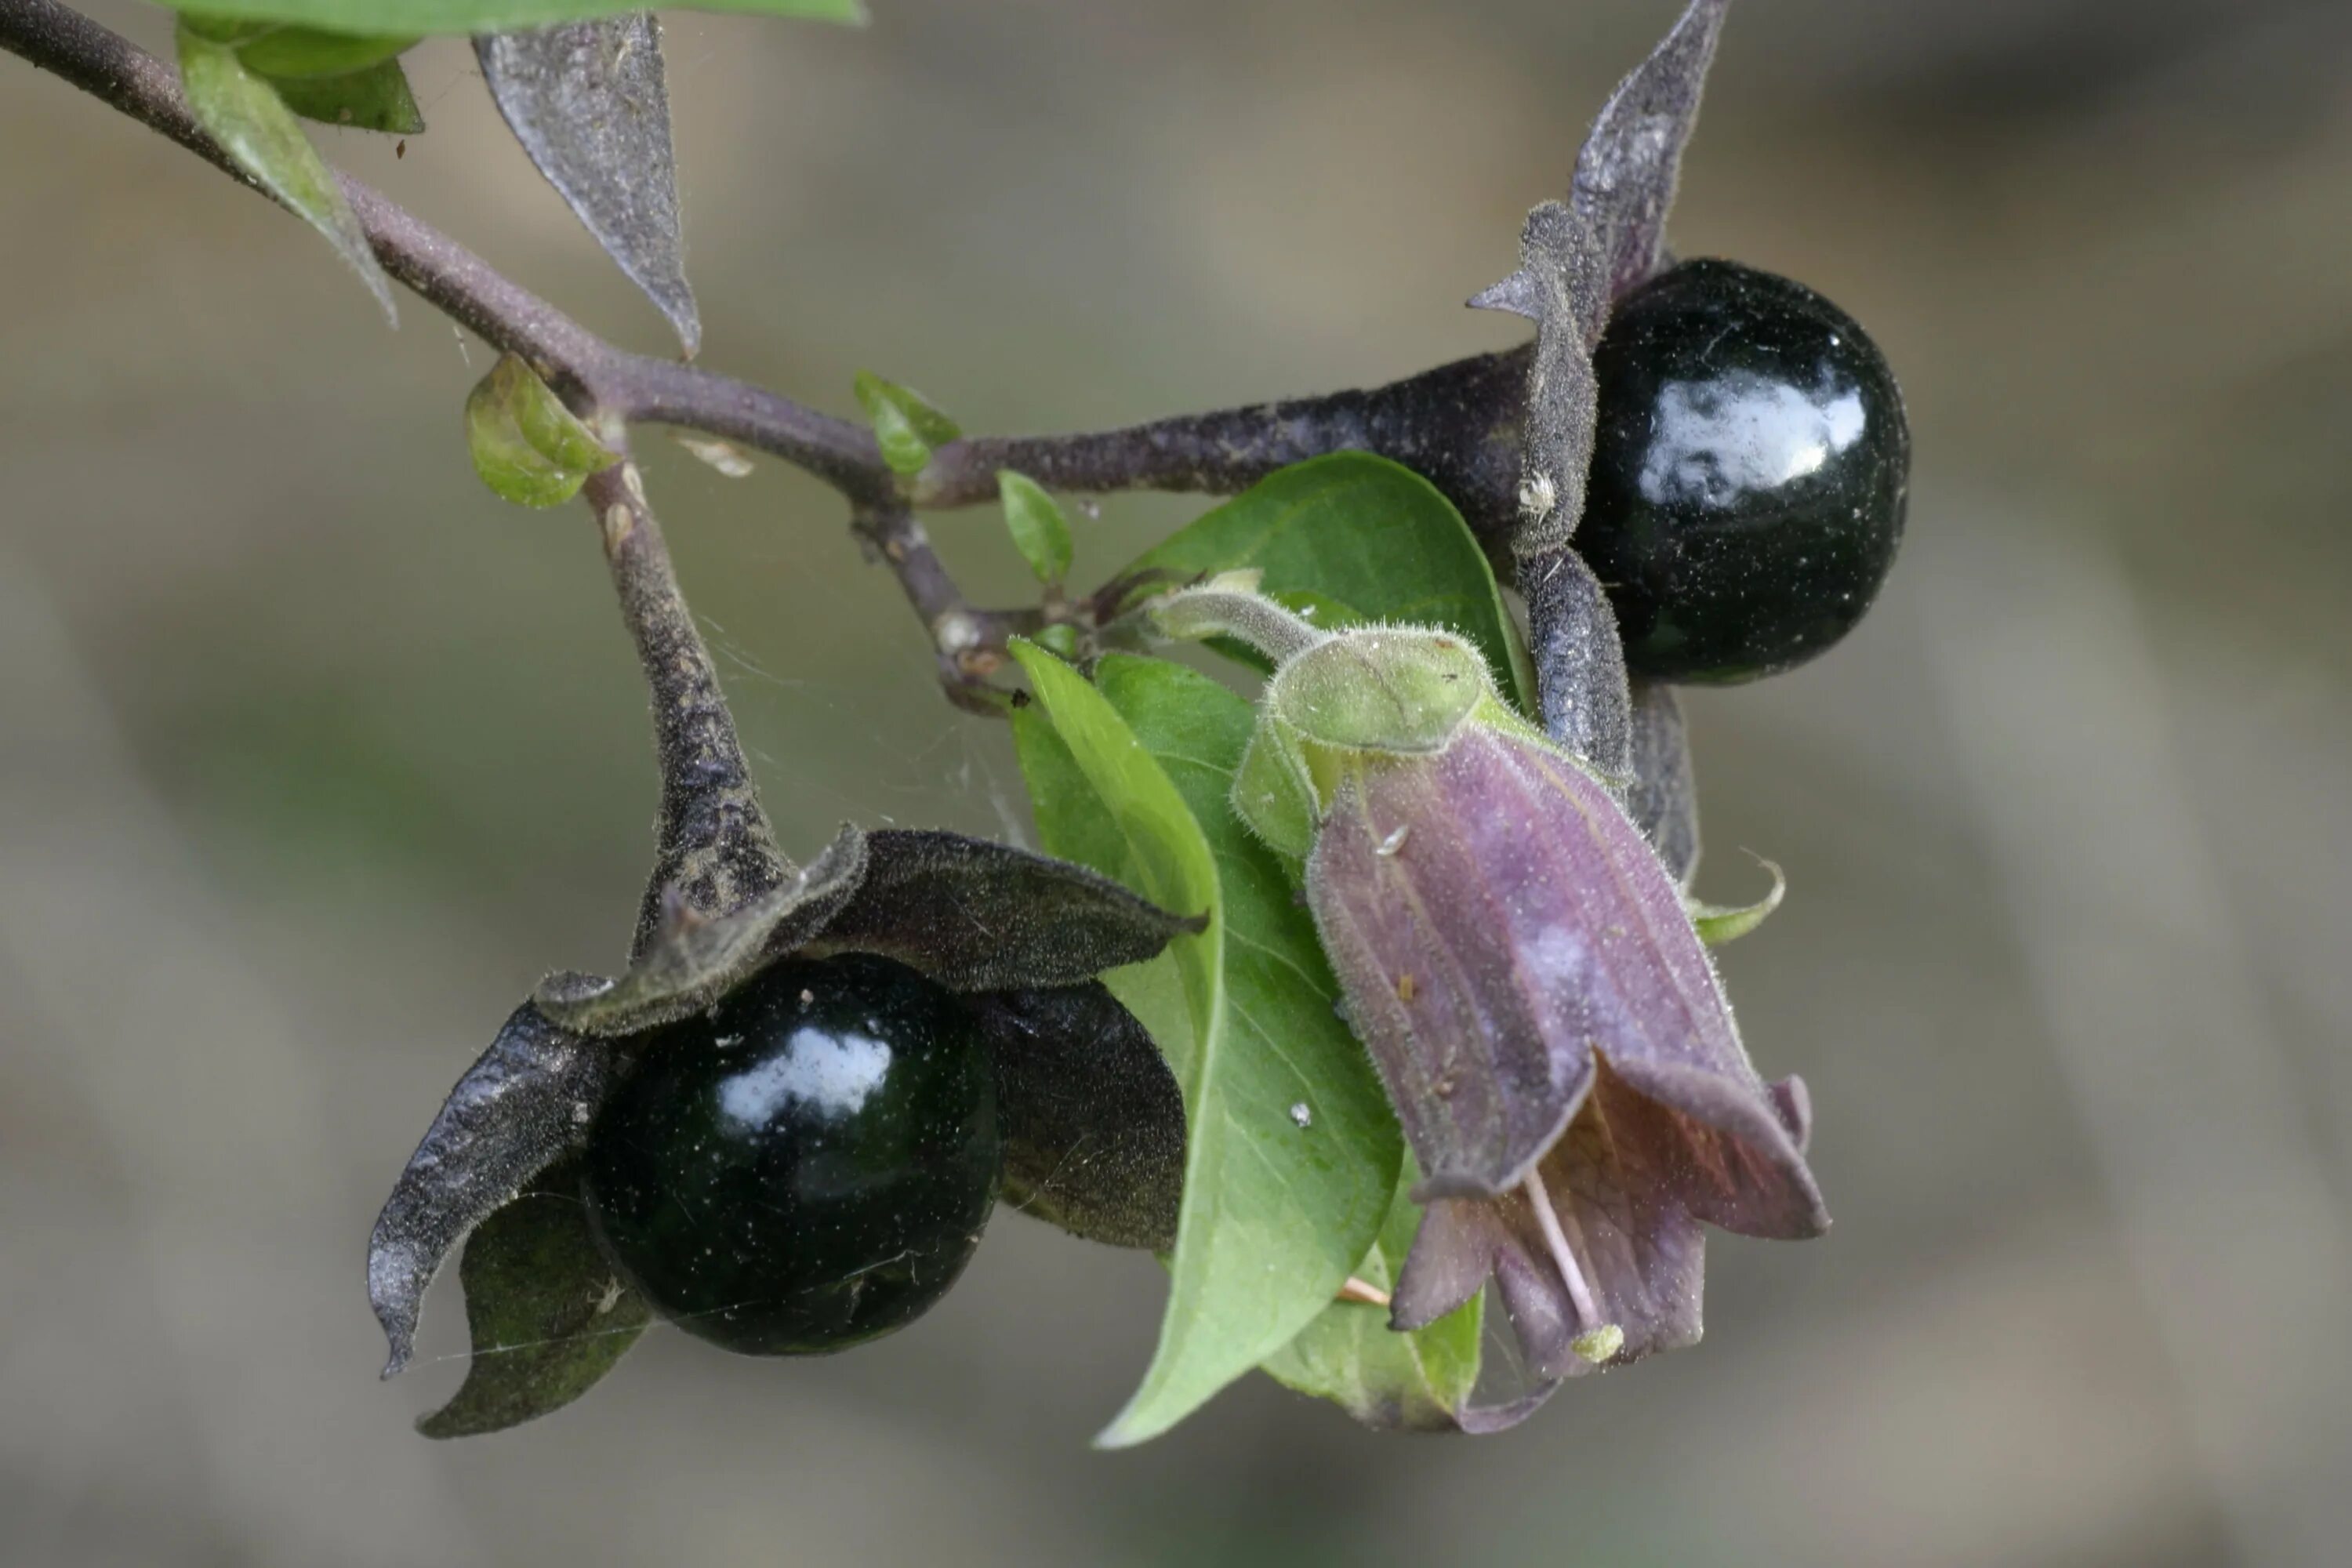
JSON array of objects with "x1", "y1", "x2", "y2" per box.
[
  {"x1": 808, "y1": 827, "x2": 1206, "y2": 993},
  {"x1": 413, "y1": 1163, "x2": 650, "y2": 1438},
  {"x1": 1571, "y1": 0, "x2": 1730, "y2": 310},
  {"x1": 367, "y1": 1004, "x2": 616, "y2": 1376},
  {"x1": 477, "y1": 16, "x2": 700, "y2": 356},
  {"x1": 1628, "y1": 677, "x2": 1700, "y2": 883},
  {"x1": 963, "y1": 982, "x2": 1185, "y2": 1251}
]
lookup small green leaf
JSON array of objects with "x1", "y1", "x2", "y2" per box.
[
  {"x1": 230, "y1": 25, "x2": 416, "y2": 78},
  {"x1": 1122, "y1": 453, "x2": 1537, "y2": 715},
  {"x1": 416, "y1": 1166, "x2": 651, "y2": 1438},
  {"x1": 1010, "y1": 647, "x2": 1399, "y2": 1446},
  {"x1": 1036, "y1": 622, "x2": 1081, "y2": 660},
  {"x1": 1262, "y1": 1158, "x2": 1482, "y2": 1431},
  {"x1": 172, "y1": 1, "x2": 863, "y2": 37},
  {"x1": 176, "y1": 20, "x2": 397, "y2": 323},
  {"x1": 854, "y1": 372, "x2": 962, "y2": 477},
  {"x1": 1690, "y1": 856, "x2": 1786, "y2": 946},
  {"x1": 997, "y1": 470, "x2": 1073, "y2": 584},
  {"x1": 272, "y1": 56, "x2": 425, "y2": 134},
  {"x1": 463, "y1": 354, "x2": 618, "y2": 508}
]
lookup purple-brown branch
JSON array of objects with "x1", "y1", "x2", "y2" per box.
[{"x1": 0, "y1": 0, "x2": 1530, "y2": 691}]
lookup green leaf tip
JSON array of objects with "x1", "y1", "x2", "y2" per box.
[
  {"x1": 1689, "y1": 855, "x2": 1786, "y2": 946},
  {"x1": 464, "y1": 354, "x2": 619, "y2": 508},
  {"x1": 996, "y1": 470, "x2": 1073, "y2": 585},
  {"x1": 175, "y1": 20, "x2": 397, "y2": 324},
  {"x1": 854, "y1": 372, "x2": 961, "y2": 477}
]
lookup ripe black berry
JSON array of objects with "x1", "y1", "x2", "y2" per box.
[
  {"x1": 1581, "y1": 258, "x2": 1909, "y2": 682},
  {"x1": 582, "y1": 953, "x2": 1000, "y2": 1356}
]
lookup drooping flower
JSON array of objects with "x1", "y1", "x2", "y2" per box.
[{"x1": 1155, "y1": 577, "x2": 1826, "y2": 1388}]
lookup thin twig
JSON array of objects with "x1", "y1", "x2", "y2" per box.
[
  {"x1": 0, "y1": 0, "x2": 895, "y2": 497},
  {"x1": 911, "y1": 348, "x2": 1530, "y2": 543},
  {"x1": 583, "y1": 454, "x2": 792, "y2": 953},
  {"x1": 0, "y1": 0, "x2": 1530, "y2": 693}
]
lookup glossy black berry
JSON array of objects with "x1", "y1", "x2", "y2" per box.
[
  {"x1": 582, "y1": 953, "x2": 999, "y2": 1356},
  {"x1": 1581, "y1": 258, "x2": 1909, "y2": 682}
]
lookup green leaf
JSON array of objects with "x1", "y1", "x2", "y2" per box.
[
  {"x1": 1009, "y1": 647, "x2": 1400, "y2": 1446},
  {"x1": 1122, "y1": 453, "x2": 1537, "y2": 715},
  {"x1": 175, "y1": 20, "x2": 397, "y2": 323},
  {"x1": 996, "y1": 470, "x2": 1073, "y2": 584},
  {"x1": 464, "y1": 353, "x2": 618, "y2": 508},
  {"x1": 226, "y1": 24, "x2": 417, "y2": 78},
  {"x1": 272, "y1": 56, "x2": 425, "y2": 134},
  {"x1": 854, "y1": 372, "x2": 961, "y2": 477},
  {"x1": 416, "y1": 1165, "x2": 651, "y2": 1438},
  {"x1": 172, "y1": 0, "x2": 863, "y2": 38},
  {"x1": 1262, "y1": 1158, "x2": 1483, "y2": 1431}
]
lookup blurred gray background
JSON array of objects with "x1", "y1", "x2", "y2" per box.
[{"x1": 5, "y1": 1, "x2": 2352, "y2": 1563}]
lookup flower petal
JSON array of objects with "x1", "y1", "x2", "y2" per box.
[
  {"x1": 1308, "y1": 748, "x2": 1589, "y2": 1203},
  {"x1": 1400, "y1": 1074, "x2": 1708, "y2": 1381},
  {"x1": 1600, "y1": 1054, "x2": 1828, "y2": 1240},
  {"x1": 1310, "y1": 723, "x2": 1774, "y2": 1202}
]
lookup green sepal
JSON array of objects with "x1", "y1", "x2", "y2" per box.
[
  {"x1": 464, "y1": 354, "x2": 619, "y2": 509},
  {"x1": 853, "y1": 372, "x2": 961, "y2": 477},
  {"x1": 997, "y1": 470, "x2": 1073, "y2": 584},
  {"x1": 175, "y1": 20, "x2": 397, "y2": 323}
]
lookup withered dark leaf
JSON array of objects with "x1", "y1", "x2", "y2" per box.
[
  {"x1": 1489, "y1": 0, "x2": 1730, "y2": 802},
  {"x1": 806, "y1": 827, "x2": 1206, "y2": 993},
  {"x1": 1482, "y1": 201, "x2": 1606, "y2": 564},
  {"x1": 368, "y1": 1004, "x2": 615, "y2": 1376},
  {"x1": 415, "y1": 1163, "x2": 651, "y2": 1439},
  {"x1": 1570, "y1": 0, "x2": 1729, "y2": 310},
  {"x1": 1628, "y1": 677, "x2": 1700, "y2": 884},
  {"x1": 477, "y1": 16, "x2": 701, "y2": 356},
  {"x1": 963, "y1": 982, "x2": 1185, "y2": 1251},
  {"x1": 534, "y1": 825, "x2": 867, "y2": 1037}
]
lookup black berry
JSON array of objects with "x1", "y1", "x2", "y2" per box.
[
  {"x1": 1581, "y1": 258, "x2": 1910, "y2": 682},
  {"x1": 582, "y1": 953, "x2": 1000, "y2": 1356}
]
